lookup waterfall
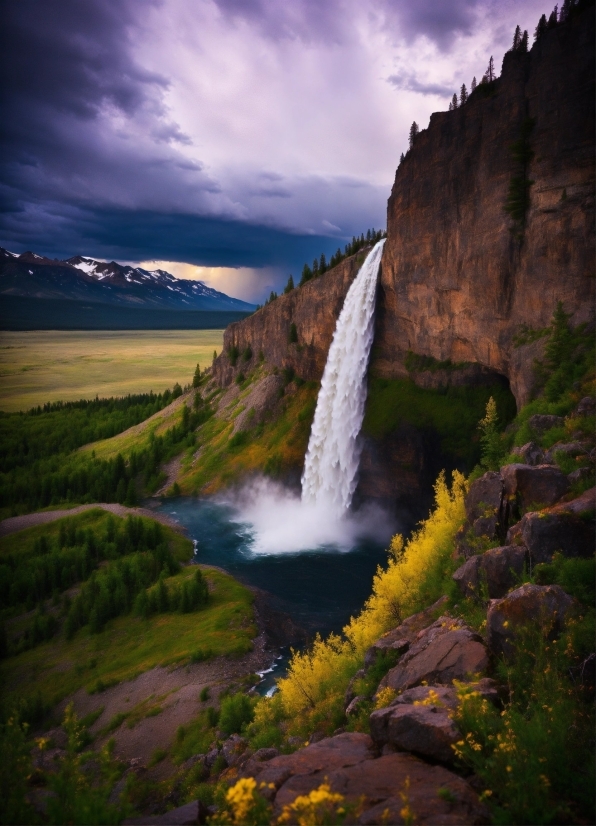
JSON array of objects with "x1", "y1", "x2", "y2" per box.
[{"x1": 301, "y1": 239, "x2": 385, "y2": 516}]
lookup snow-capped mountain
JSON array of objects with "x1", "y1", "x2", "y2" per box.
[{"x1": 0, "y1": 248, "x2": 256, "y2": 312}]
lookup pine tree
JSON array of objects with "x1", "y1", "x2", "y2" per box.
[
  {"x1": 520, "y1": 30, "x2": 528, "y2": 52},
  {"x1": 299, "y1": 263, "x2": 312, "y2": 286},
  {"x1": 479, "y1": 397, "x2": 501, "y2": 470},
  {"x1": 471, "y1": 76, "x2": 477, "y2": 92},
  {"x1": 449, "y1": 100, "x2": 453, "y2": 111},
  {"x1": 319, "y1": 253, "x2": 327, "y2": 273},
  {"x1": 559, "y1": 0, "x2": 572, "y2": 21},
  {"x1": 451, "y1": 92, "x2": 458, "y2": 109},
  {"x1": 547, "y1": 6, "x2": 558, "y2": 28},
  {"x1": 487, "y1": 55, "x2": 495, "y2": 82},
  {"x1": 512, "y1": 24, "x2": 522, "y2": 49},
  {"x1": 534, "y1": 13, "x2": 547, "y2": 39},
  {"x1": 408, "y1": 121, "x2": 419, "y2": 148},
  {"x1": 284, "y1": 274, "x2": 294, "y2": 294},
  {"x1": 192, "y1": 362, "x2": 201, "y2": 387},
  {"x1": 460, "y1": 83, "x2": 468, "y2": 105}
]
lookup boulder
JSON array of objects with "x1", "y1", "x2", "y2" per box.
[
  {"x1": 123, "y1": 799, "x2": 205, "y2": 825},
  {"x1": 363, "y1": 638, "x2": 409, "y2": 670},
  {"x1": 379, "y1": 618, "x2": 488, "y2": 694},
  {"x1": 511, "y1": 441, "x2": 545, "y2": 466},
  {"x1": 252, "y1": 747, "x2": 279, "y2": 762},
  {"x1": 528, "y1": 414, "x2": 565, "y2": 435},
  {"x1": 240, "y1": 732, "x2": 376, "y2": 797},
  {"x1": 501, "y1": 463, "x2": 570, "y2": 510},
  {"x1": 465, "y1": 471, "x2": 504, "y2": 524},
  {"x1": 369, "y1": 703, "x2": 460, "y2": 764},
  {"x1": 576, "y1": 396, "x2": 595, "y2": 417},
  {"x1": 452, "y1": 545, "x2": 529, "y2": 600},
  {"x1": 278, "y1": 751, "x2": 489, "y2": 824},
  {"x1": 544, "y1": 441, "x2": 589, "y2": 464},
  {"x1": 345, "y1": 696, "x2": 367, "y2": 716},
  {"x1": 518, "y1": 488, "x2": 595, "y2": 563},
  {"x1": 568, "y1": 466, "x2": 594, "y2": 484},
  {"x1": 487, "y1": 583, "x2": 575, "y2": 658},
  {"x1": 221, "y1": 734, "x2": 248, "y2": 768},
  {"x1": 243, "y1": 732, "x2": 489, "y2": 824},
  {"x1": 391, "y1": 684, "x2": 460, "y2": 710},
  {"x1": 203, "y1": 747, "x2": 220, "y2": 770}
]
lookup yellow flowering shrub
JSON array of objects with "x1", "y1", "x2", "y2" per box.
[
  {"x1": 373, "y1": 687, "x2": 397, "y2": 709},
  {"x1": 277, "y1": 471, "x2": 467, "y2": 720},
  {"x1": 277, "y1": 782, "x2": 349, "y2": 826},
  {"x1": 215, "y1": 777, "x2": 273, "y2": 826}
]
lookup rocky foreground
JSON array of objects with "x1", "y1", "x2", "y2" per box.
[{"x1": 122, "y1": 416, "x2": 593, "y2": 824}]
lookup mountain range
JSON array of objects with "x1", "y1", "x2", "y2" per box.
[{"x1": 0, "y1": 248, "x2": 255, "y2": 312}]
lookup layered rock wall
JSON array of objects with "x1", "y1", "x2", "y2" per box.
[
  {"x1": 375, "y1": 9, "x2": 595, "y2": 407},
  {"x1": 212, "y1": 254, "x2": 365, "y2": 386}
]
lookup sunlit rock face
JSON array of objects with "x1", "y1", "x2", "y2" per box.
[
  {"x1": 212, "y1": 254, "x2": 364, "y2": 387},
  {"x1": 376, "y1": 7, "x2": 595, "y2": 408}
]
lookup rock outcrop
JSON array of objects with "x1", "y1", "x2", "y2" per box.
[
  {"x1": 213, "y1": 254, "x2": 365, "y2": 387},
  {"x1": 378, "y1": 617, "x2": 488, "y2": 694},
  {"x1": 374, "y1": 8, "x2": 595, "y2": 408},
  {"x1": 241, "y1": 732, "x2": 489, "y2": 824}
]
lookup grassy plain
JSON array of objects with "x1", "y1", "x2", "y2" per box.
[{"x1": 0, "y1": 330, "x2": 224, "y2": 412}]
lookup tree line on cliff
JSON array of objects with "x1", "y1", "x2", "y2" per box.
[
  {"x1": 402, "y1": 0, "x2": 593, "y2": 165},
  {"x1": 253, "y1": 227, "x2": 387, "y2": 311}
]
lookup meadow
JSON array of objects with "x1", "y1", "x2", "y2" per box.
[{"x1": 0, "y1": 330, "x2": 224, "y2": 412}]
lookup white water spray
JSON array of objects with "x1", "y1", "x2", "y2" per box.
[{"x1": 301, "y1": 239, "x2": 385, "y2": 516}]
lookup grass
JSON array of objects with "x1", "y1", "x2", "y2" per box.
[
  {"x1": 180, "y1": 379, "x2": 318, "y2": 494},
  {"x1": 79, "y1": 393, "x2": 191, "y2": 461},
  {"x1": 0, "y1": 330, "x2": 224, "y2": 412},
  {"x1": 0, "y1": 508, "x2": 192, "y2": 565},
  {"x1": 1, "y1": 555, "x2": 256, "y2": 711},
  {"x1": 362, "y1": 376, "x2": 517, "y2": 467}
]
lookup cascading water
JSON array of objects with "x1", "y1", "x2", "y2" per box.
[{"x1": 301, "y1": 239, "x2": 385, "y2": 516}]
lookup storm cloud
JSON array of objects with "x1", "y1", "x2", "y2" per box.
[{"x1": 0, "y1": 0, "x2": 549, "y2": 300}]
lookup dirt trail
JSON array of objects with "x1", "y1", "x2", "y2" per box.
[{"x1": 0, "y1": 503, "x2": 185, "y2": 538}]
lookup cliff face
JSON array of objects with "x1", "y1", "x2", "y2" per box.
[
  {"x1": 213, "y1": 254, "x2": 365, "y2": 386},
  {"x1": 375, "y1": 9, "x2": 595, "y2": 407},
  {"x1": 209, "y1": 9, "x2": 594, "y2": 517}
]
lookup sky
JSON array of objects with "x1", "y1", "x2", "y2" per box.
[{"x1": 0, "y1": 0, "x2": 550, "y2": 302}]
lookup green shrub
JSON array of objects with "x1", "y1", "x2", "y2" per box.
[
  {"x1": 533, "y1": 554, "x2": 595, "y2": 605},
  {"x1": 219, "y1": 692, "x2": 255, "y2": 735}
]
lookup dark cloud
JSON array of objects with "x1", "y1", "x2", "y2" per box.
[
  {"x1": 0, "y1": 202, "x2": 348, "y2": 293},
  {"x1": 382, "y1": 0, "x2": 479, "y2": 49},
  {"x1": 212, "y1": 0, "x2": 480, "y2": 49},
  {"x1": 387, "y1": 73, "x2": 454, "y2": 97}
]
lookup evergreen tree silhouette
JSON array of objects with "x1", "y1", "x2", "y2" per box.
[
  {"x1": 559, "y1": 0, "x2": 572, "y2": 21},
  {"x1": 451, "y1": 92, "x2": 458, "y2": 109},
  {"x1": 408, "y1": 121, "x2": 419, "y2": 148},
  {"x1": 534, "y1": 13, "x2": 547, "y2": 39},
  {"x1": 547, "y1": 6, "x2": 558, "y2": 27},
  {"x1": 460, "y1": 83, "x2": 468, "y2": 105},
  {"x1": 471, "y1": 76, "x2": 477, "y2": 92},
  {"x1": 512, "y1": 24, "x2": 522, "y2": 49},
  {"x1": 399, "y1": 152, "x2": 405, "y2": 164},
  {"x1": 520, "y1": 30, "x2": 528, "y2": 51},
  {"x1": 284, "y1": 274, "x2": 294, "y2": 294},
  {"x1": 486, "y1": 56, "x2": 495, "y2": 82}
]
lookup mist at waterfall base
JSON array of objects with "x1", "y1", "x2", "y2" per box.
[
  {"x1": 157, "y1": 492, "x2": 395, "y2": 637},
  {"x1": 226, "y1": 476, "x2": 393, "y2": 554},
  {"x1": 157, "y1": 241, "x2": 391, "y2": 691}
]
